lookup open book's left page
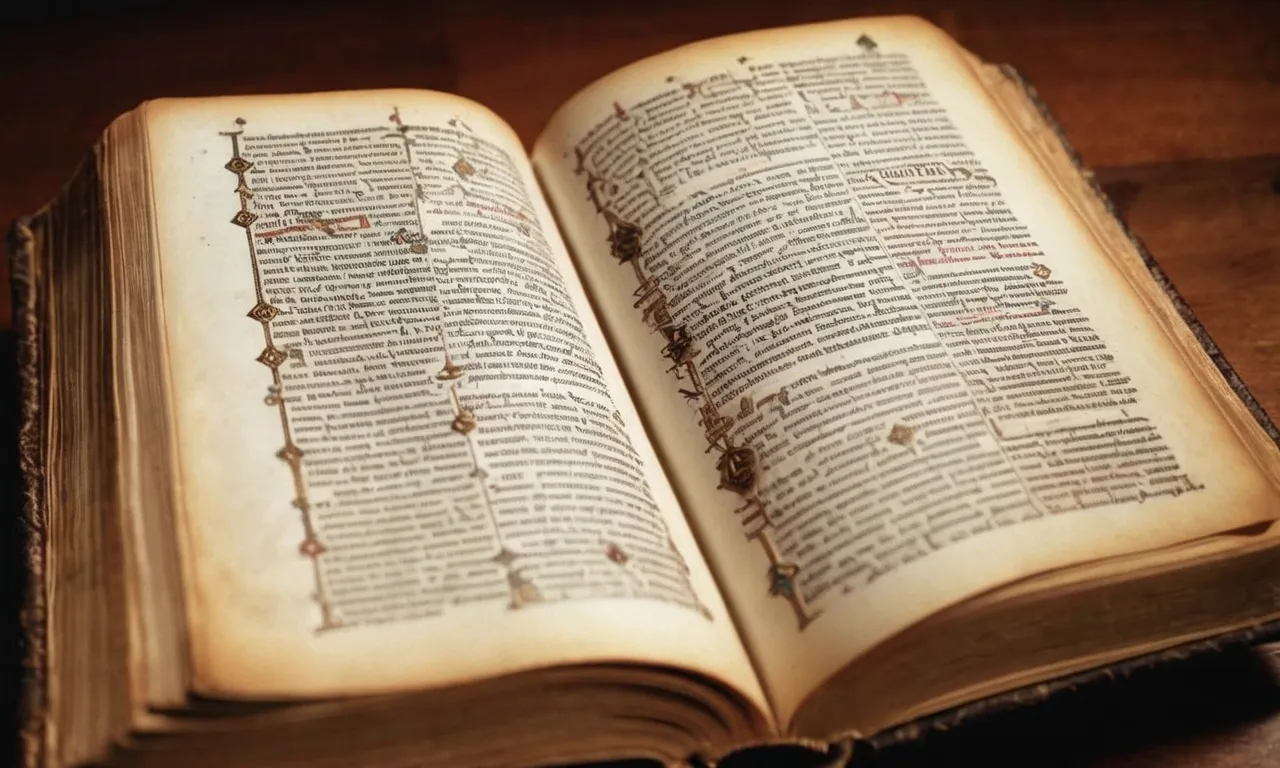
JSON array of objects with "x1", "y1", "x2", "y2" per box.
[{"x1": 142, "y1": 91, "x2": 764, "y2": 708}]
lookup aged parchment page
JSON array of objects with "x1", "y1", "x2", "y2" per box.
[
  {"x1": 533, "y1": 16, "x2": 1280, "y2": 725},
  {"x1": 143, "y1": 91, "x2": 765, "y2": 715}
]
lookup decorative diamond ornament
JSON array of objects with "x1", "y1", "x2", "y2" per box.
[
  {"x1": 887, "y1": 423, "x2": 915, "y2": 446},
  {"x1": 246, "y1": 301, "x2": 280, "y2": 323},
  {"x1": 437, "y1": 360, "x2": 464, "y2": 380},
  {"x1": 717, "y1": 446, "x2": 758, "y2": 495},
  {"x1": 451, "y1": 408, "x2": 477, "y2": 435},
  {"x1": 453, "y1": 158, "x2": 476, "y2": 177},
  {"x1": 609, "y1": 220, "x2": 642, "y2": 263},
  {"x1": 299, "y1": 536, "x2": 326, "y2": 558},
  {"x1": 257, "y1": 346, "x2": 288, "y2": 368},
  {"x1": 767, "y1": 562, "x2": 801, "y2": 598}
]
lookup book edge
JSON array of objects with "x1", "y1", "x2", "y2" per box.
[
  {"x1": 10, "y1": 216, "x2": 47, "y2": 768},
  {"x1": 996, "y1": 66, "x2": 1280, "y2": 445}
]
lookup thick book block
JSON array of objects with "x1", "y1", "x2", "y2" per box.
[{"x1": 11, "y1": 17, "x2": 1280, "y2": 767}]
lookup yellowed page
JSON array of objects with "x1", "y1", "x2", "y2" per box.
[
  {"x1": 532, "y1": 16, "x2": 1280, "y2": 726},
  {"x1": 142, "y1": 90, "x2": 766, "y2": 716}
]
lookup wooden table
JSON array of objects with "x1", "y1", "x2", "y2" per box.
[{"x1": 2, "y1": 0, "x2": 1278, "y2": 765}]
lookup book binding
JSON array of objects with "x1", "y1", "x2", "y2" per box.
[
  {"x1": 11, "y1": 216, "x2": 47, "y2": 768},
  {"x1": 7, "y1": 66, "x2": 1280, "y2": 768}
]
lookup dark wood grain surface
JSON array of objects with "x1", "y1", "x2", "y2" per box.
[{"x1": 2, "y1": 0, "x2": 1279, "y2": 765}]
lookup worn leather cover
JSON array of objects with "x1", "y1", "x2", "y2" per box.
[{"x1": 8, "y1": 66, "x2": 1280, "y2": 768}]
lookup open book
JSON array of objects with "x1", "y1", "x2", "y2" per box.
[{"x1": 13, "y1": 15, "x2": 1280, "y2": 768}]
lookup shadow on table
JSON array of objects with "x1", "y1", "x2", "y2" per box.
[{"x1": 1, "y1": 322, "x2": 1277, "y2": 766}]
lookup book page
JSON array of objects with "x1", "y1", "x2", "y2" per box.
[
  {"x1": 532, "y1": 16, "x2": 1280, "y2": 725},
  {"x1": 142, "y1": 90, "x2": 765, "y2": 713}
]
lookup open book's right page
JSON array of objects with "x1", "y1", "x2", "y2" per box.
[{"x1": 533, "y1": 16, "x2": 1280, "y2": 726}]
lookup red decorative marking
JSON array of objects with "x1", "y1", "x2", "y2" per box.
[
  {"x1": 956, "y1": 308, "x2": 1049, "y2": 325},
  {"x1": 956, "y1": 308, "x2": 1004, "y2": 325},
  {"x1": 256, "y1": 214, "x2": 370, "y2": 240},
  {"x1": 299, "y1": 536, "x2": 327, "y2": 558},
  {"x1": 473, "y1": 203, "x2": 531, "y2": 225}
]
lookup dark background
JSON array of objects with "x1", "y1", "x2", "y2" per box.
[{"x1": 3, "y1": 1, "x2": 1280, "y2": 765}]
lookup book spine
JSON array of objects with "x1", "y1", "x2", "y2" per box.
[{"x1": 9, "y1": 217, "x2": 47, "y2": 768}]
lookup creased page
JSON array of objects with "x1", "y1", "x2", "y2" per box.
[
  {"x1": 532, "y1": 16, "x2": 1280, "y2": 726},
  {"x1": 144, "y1": 90, "x2": 763, "y2": 712}
]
